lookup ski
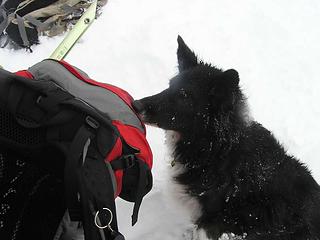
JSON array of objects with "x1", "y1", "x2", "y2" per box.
[{"x1": 50, "y1": 0, "x2": 98, "y2": 61}]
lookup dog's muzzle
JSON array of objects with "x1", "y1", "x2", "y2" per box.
[{"x1": 132, "y1": 100, "x2": 145, "y2": 114}]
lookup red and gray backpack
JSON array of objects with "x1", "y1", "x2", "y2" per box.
[{"x1": 0, "y1": 59, "x2": 153, "y2": 240}]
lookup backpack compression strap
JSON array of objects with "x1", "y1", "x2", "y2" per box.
[{"x1": 110, "y1": 140, "x2": 151, "y2": 226}]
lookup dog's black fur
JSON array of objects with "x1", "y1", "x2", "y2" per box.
[{"x1": 133, "y1": 36, "x2": 320, "y2": 240}]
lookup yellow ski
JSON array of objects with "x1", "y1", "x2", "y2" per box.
[{"x1": 50, "y1": 0, "x2": 98, "y2": 61}]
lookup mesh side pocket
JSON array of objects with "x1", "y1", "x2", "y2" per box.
[{"x1": 0, "y1": 107, "x2": 45, "y2": 146}]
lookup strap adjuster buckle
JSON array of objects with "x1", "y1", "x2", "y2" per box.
[
  {"x1": 85, "y1": 115, "x2": 100, "y2": 129},
  {"x1": 122, "y1": 154, "x2": 136, "y2": 169},
  {"x1": 110, "y1": 154, "x2": 136, "y2": 171}
]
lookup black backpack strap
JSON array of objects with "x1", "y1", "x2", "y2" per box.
[
  {"x1": 110, "y1": 154, "x2": 136, "y2": 170},
  {"x1": 65, "y1": 123, "x2": 94, "y2": 221},
  {"x1": 110, "y1": 154, "x2": 147, "y2": 225},
  {"x1": 110, "y1": 138, "x2": 152, "y2": 226},
  {"x1": 131, "y1": 160, "x2": 148, "y2": 226},
  {"x1": 78, "y1": 150, "x2": 120, "y2": 240},
  {"x1": 64, "y1": 114, "x2": 125, "y2": 240}
]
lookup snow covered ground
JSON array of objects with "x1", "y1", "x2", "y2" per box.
[{"x1": 1, "y1": 0, "x2": 320, "y2": 239}]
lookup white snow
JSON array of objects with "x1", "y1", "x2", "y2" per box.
[{"x1": 1, "y1": 0, "x2": 320, "y2": 239}]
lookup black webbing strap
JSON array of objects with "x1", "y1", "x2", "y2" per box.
[
  {"x1": 78, "y1": 141, "x2": 122, "y2": 240},
  {"x1": 109, "y1": 138, "x2": 147, "y2": 226},
  {"x1": 15, "y1": 13, "x2": 30, "y2": 49},
  {"x1": 65, "y1": 124, "x2": 93, "y2": 221},
  {"x1": 131, "y1": 160, "x2": 147, "y2": 226},
  {"x1": 110, "y1": 154, "x2": 136, "y2": 171},
  {"x1": 65, "y1": 116, "x2": 124, "y2": 239}
]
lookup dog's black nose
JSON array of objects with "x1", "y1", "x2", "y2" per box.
[{"x1": 132, "y1": 100, "x2": 145, "y2": 113}]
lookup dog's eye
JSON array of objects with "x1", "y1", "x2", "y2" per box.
[{"x1": 178, "y1": 88, "x2": 189, "y2": 99}]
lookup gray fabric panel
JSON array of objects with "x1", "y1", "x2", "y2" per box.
[{"x1": 28, "y1": 60, "x2": 144, "y2": 132}]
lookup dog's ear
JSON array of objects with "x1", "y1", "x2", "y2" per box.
[
  {"x1": 209, "y1": 69, "x2": 239, "y2": 110},
  {"x1": 210, "y1": 69, "x2": 239, "y2": 94},
  {"x1": 222, "y1": 69, "x2": 239, "y2": 88},
  {"x1": 177, "y1": 35, "x2": 198, "y2": 72}
]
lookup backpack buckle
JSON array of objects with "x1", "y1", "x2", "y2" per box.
[
  {"x1": 110, "y1": 154, "x2": 136, "y2": 171},
  {"x1": 85, "y1": 115, "x2": 100, "y2": 129},
  {"x1": 122, "y1": 155, "x2": 136, "y2": 169}
]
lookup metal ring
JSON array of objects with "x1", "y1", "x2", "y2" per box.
[{"x1": 94, "y1": 207, "x2": 113, "y2": 229}]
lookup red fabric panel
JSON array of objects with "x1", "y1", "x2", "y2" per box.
[
  {"x1": 15, "y1": 70, "x2": 34, "y2": 79},
  {"x1": 112, "y1": 121, "x2": 153, "y2": 169}
]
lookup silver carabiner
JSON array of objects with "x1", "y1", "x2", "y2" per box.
[{"x1": 94, "y1": 207, "x2": 113, "y2": 231}]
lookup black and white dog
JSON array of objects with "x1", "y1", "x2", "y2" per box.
[{"x1": 133, "y1": 36, "x2": 320, "y2": 240}]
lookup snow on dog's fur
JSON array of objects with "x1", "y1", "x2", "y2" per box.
[
  {"x1": 133, "y1": 36, "x2": 320, "y2": 240},
  {"x1": 165, "y1": 130, "x2": 203, "y2": 220}
]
